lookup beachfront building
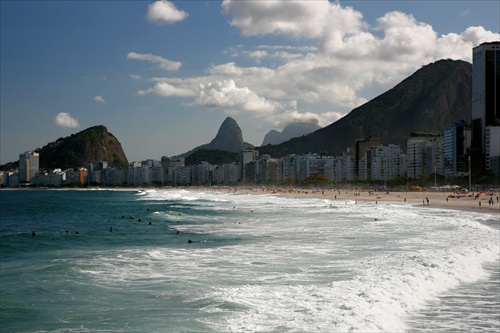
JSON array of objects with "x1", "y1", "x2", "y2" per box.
[
  {"x1": 443, "y1": 121, "x2": 471, "y2": 177},
  {"x1": 472, "y1": 41, "x2": 500, "y2": 156},
  {"x1": 193, "y1": 161, "x2": 212, "y2": 184},
  {"x1": 212, "y1": 162, "x2": 239, "y2": 185},
  {"x1": 176, "y1": 166, "x2": 193, "y2": 185},
  {"x1": 104, "y1": 167, "x2": 127, "y2": 186},
  {"x1": 354, "y1": 136, "x2": 381, "y2": 179},
  {"x1": 19, "y1": 151, "x2": 39, "y2": 185},
  {"x1": 366, "y1": 144, "x2": 404, "y2": 181},
  {"x1": 127, "y1": 165, "x2": 149, "y2": 186},
  {"x1": 406, "y1": 134, "x2": 443, "y2": 180},
  {"x1": 257, "y1": 155, "x2": 278, "y2": 183},
  {"x1": 87, "y1": 161, "x2": 108, "y2": 185},
  {"x1": 296, "y1": 154, "x2": 324, "y2": 180},
  {"x1": 276, "y1": 155, "x2": 296, "y2": 182},
  {"x1": 240, "y1": 150, "x2": 259, "y2": 182},
  {"x1": 485, "y1": 126, "x2": 500, "y2": 174}
]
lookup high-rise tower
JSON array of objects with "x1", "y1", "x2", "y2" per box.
[
  {"x1": 19, "y1": 151, "x2": 39, "y2": 184},
  {"x1": 472, "y1": 41, "x2": 500, "y2": 153}
]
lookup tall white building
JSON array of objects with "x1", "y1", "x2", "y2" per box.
[
  {"x1": 19, "y1": 151, "x2": 39, "y2": 184},
  {"x1": 368, "y1": 144, "x2": 404, "y2": 181}
]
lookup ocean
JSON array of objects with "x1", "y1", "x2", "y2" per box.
[{"x1": 0, "y1": 188, "x2": 498, "y2": 332}]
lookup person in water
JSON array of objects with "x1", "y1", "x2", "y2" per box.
[
  {"x1": 109, "y1": 227, "x2": 113, "y2": 232},
  {"x1": 32, "y1": 231, "x2": 36, "y2": 236},
  {"x1": 188, "y1": 239, "x2": 193, "y2": 243}
]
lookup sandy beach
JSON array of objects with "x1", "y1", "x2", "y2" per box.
[{"x1": 225, "y1": 187, "x2": 500, "y2": 216}]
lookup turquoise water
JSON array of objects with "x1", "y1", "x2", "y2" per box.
[{"x1": 1, "y1": 189, "x2": 498, "y2": 332}]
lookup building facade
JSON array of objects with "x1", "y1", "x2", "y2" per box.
[
  {"x1": 19, "y1": 151, "x2": 39, "y2": 184},
  {"x1": 407, "y1": 134, "x2": 443, "y2": 180},
  {"x1": 443, "y1": 121, "x2": 471, "y2": 177},
  {"x1": 472, "y1": 42, "x2": 500, "y2": 157}
]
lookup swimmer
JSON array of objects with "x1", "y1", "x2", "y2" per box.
[
  {"x1": 75, "y1": 231, "x2": 79, "y2": 235},
  {"x1": 65, "y1": 230, "x2": 69, "y2": 234},
  {"x1": 32, "y1": 231, "x2": 36, "y2": 236},
  {"x1": 109, "y1": 227, "x2": 113, "y2": 232},
  {"x1": 148, "y1": 221, "x2": 152, "y2": 225}
]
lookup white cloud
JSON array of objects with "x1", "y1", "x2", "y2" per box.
[
  {"x1": 138, "y1": 81, "x2": 195, "y2": 97},
  {"x1": 270, "y1": 110, "x2": 343, "y2": 129},
  {"x1": 147, "y1": 0, "x2": 188, "y2": 24},
  {"x1": 127, "y1": 52, "x2": 181, "y2": 71},
  {"x1": 196, "y1": 79, "x2": 284, "y2": 114},
  {"x1": 135, "y1": 1, "x2": 499, "y2": 131},
  {"x1": 54, "y1": 113, "x2": 80, "y2": 128},
  {"x1": 459, "y1": 9, "x2": 471, "y2": 17},
  {"x1": 219, "y1": 1, "x2": 499, "y2": 110},
  {"x1": 94, "y1": 96, "x2": 106, "y2": 104}
]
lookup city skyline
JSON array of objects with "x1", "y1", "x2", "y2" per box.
[{"x1": 1, "y1": 0, "x2": 499, "y2": 165}]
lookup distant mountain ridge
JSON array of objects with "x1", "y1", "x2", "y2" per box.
[
  {"x1": 258, "y1": 59, "x2": 472, "y2": 157},
  {"x1": 0, "y1": 59, "x2": 474, "y2": 171},
  {"x1": 262, "y1": 122, "x2": 322, "y2": 146},
  {"x1": 37, "y1": 125, "x2": 129, "y2": 170}
]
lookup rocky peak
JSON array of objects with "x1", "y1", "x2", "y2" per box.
[{"x1": 204, "y1": 117, "x2": 245, "y2": 152}]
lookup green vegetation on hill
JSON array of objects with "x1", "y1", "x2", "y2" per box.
[
  {"x1": 36, "y1": 125, "x2": 129, "y2": 170},
  {"x1": 185, "y1": 149, "x2": 239, "y2": 165}
]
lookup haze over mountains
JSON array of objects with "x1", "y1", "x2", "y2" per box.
[
  {"x1": 262, "y1": 122, "x2": 322, "y2": 146},
  {"x1": 1, "y1": 59, "x2": 473, "y2": 171}
]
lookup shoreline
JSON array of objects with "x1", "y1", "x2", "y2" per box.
[
  {"x1": 3, "y1": 186, "x2": 499, "y2": 216},
  {"x1": 226, "y1": 187, "x2": 500, "y2": 216}
]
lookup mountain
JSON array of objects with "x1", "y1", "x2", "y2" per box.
[
  {"x1": 36, "y1": 125, "x2": 129, "y2": 170},
  {"x1": 176, "y1": 117, "x2": 253, "y2": 158},
  {"x1": 258, "y1": 59, "x2": 472, "y2": 157},
  {"x1": 262, "y1": 121, "x2": 322, "y2": 145}
]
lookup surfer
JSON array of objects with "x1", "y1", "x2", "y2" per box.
[
  {"x1": 188, "y1": 239, "x2": 193, "y2": 243},
  {"x1": 109, "y1": 227, "x2": 113, "y2": 232},
  {"x1": 32, "y1": 231, "x2": 36, "y2": 236}
]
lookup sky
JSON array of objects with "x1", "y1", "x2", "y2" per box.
[{"x1": 1, "y1": 0, "x2": 499, "y2": 165}]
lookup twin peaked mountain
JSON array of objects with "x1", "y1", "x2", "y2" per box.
[{"x1": 13, "y1": 59, "x2": 471, "y2": 170}]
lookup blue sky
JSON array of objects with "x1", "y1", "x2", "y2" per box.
[{"x1": 1, "y1": 0, "x2": 499, "y2": 165}]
